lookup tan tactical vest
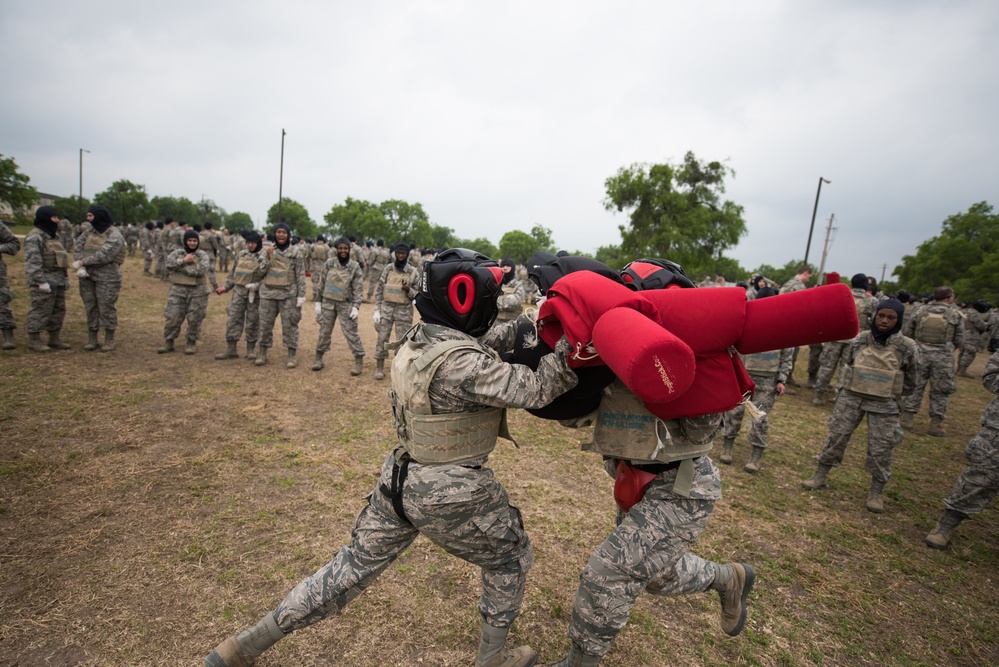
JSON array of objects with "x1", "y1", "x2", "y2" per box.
[
  {"x1": 383, "y1": 268, "x2": 412, "y2": 304},
  {"x1": 82, "y1": 230, "x2": 126, "y2": 265},
  {"x1": 743, "y1": 350, "x2": 781, "y2": 376},
  {"x1": 915, "y1": 305, "x2": 950, "y2": 344},
  {"x1": 585, "y1": 380, "x2": 719, "y2": 496},
  {"x1": 171, "y1": 253, "x2": 205, "y2": 286},
  {"x1": 323, "y1": 263, "x2": 353, "y2": 301},
  {"x1": 42, "y1": 237, "x2": 69, "y2": 270},
  {"x1": 496, "y1": 283, "x2": 524, "y2": 321},
  {"x1": 263, "y1": 249, "x2": 292, "y2": 287},
  {"x1": 310, "y1": 243, "x2": 329, "y2": 267},
  {"x1": 232, "y1": 254, "x2": 259, "y2": 286},
  {"x1": 390, "y1": 334, "x2": 509, "y2": 463},
  {"x1": 840, "y1": 333, "x2": 909, "y2": 399}
]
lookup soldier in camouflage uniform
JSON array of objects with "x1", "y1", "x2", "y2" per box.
[
  {"x1": 217, "y1": 228, "x2": 232, "y2": 273},
  {"x1": 493, "y1": 257, "x2": 528, "y2": 325},
  {"x1": 813, "y1": 274, "x2": 879, "y2": 405},
  {"x1": 23, "y1": 206, "x2": 72, "y2": 352},
  {"x1": 73, "y1": 205, "x2": 125, "y2": 352},
  {"x1": 720, "y1": 287, "x2": 792, "y2": 473},
  {"x1": 956, "y1": 301, "x2": 989, "y2": 377},
  {"x1": 372, "y1": 242, "x2": 420, "y2": 380},
  {"x1": 901, "y1": 286, "x2": 965, "y2": 436},
  {"x1": 199, "y1": 222, "x2": 221, "y2": 272},
  {"x1": 205, "y1": 249, "x2": 579, "y2": 667},
  {"x1": 255, "y1": 222, "x2": 306, "y2": 368},
  {"x1": 307, "y1": 235, "x2": 329, "y2": 301},
  {"x1": 57, "y1": 217, "x2": 74, "y2": 252},
  {"x1": 0, "y1": 221, "x2": 20, "y2": 350},
  {"x1": 925, "y1": 349, "x2": 999, "y2": 548},
  {"x1": 802, "y1": 299, "x2": 919, "y2": 513},
  {"x1": 311, "y1": 237, "x2": 365, "y2": 374},
  {"x1": 214, "y1": 231, "x2": 265, "y2": 360},
  {"x1": 366, "y1": 238, "x2": 390, "y2": 302},
  {"x1": 123, "y1": 223, "x2": 139, "y2": 256},
  {"x1": 139, "y1": 222, "x2": 155, "y2": 275},
  {"x1": 778, "y1": 264, "x2": 812, "y2": 388},
  {"x1": 155, "y1": 218, "x2": 175, "y2": 280},
  {"x1": 158, "y1": 230, "x2": 215, "y2": 354}
]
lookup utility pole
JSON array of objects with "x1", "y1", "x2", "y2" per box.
[
  {"x1": 278, "y1": 129, "x2": 286, "y2": 224},
  {"x1": 817, "y1": 213, "x2": 836, "y2": 280},
  {"x1": 881, "y1": 264, "x2": 887, "y2": 283},
  {"x1": 804, "y1": 177, "x2": 831, "y2": 267},
  {"x1": 79, "y1": 148, "x2": 90, "y2": 222}
]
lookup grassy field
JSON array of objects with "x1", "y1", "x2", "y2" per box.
[{"x1": 0, "y1": 243, "x2": 996, "y2": 667}]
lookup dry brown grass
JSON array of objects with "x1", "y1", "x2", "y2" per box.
[{"x1": 1, "y1": 248, "x2": 997, "y2": 667}]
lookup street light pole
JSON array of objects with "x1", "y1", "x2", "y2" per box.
[
  {"x1": 803, "y1": 176, "x2": 831, "y2": 267},
  {"x1": 277, "y1": 129, "x2": 286, "y2": 224},
  {"x1": 79, "y1": 148, "x2": 90, "y2": 222}
]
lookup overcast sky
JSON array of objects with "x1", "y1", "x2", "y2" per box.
[{"x1": 3, "y1": 0, "x2": 997, "y2": 280}]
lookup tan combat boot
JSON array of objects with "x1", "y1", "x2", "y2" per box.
[
  {"x1": 928, "y1": 417, "x2": 945, "y2": 437},
  {"x1": 802, "y1": 463, "x2": 832, "y2": 490},
  {"x1": 157, "y1": 338, "x2": 175, "y2": 354},
  {"x1": 311, "y1": 351, "x2": 325, "y2": 371},
  {"x1": 1, "y1": 328, "x2": 14, "y2": 350},
  {"x1": 865, "y1": 479, "x2": 886, "y2": 513},
  {"x1": 476, "y1": 623, "x2": 538, "y2": 667},
  {"x1": 83, "y1": 329, "x2": 99, "y2": 351},
  {"x1": 540, "y1": 643, "x2": 602, "y2": 667},
  {"x1": 184, "y1": 339, "x2": 198, "y2": 355},
  {"x1": 900, "y1": 411, "x2": 915, "y2": 431},
  {"x1": 924, "y1": 510, "x2": 966, "y2": 549},
  {"x1": 255, "y1": 346, "x2": 269, "y2": 366},
  {"x1": 28, "y1": 333, "x2": 51, "y2": 352},
  {"x1": 286, "y1": 348, "x2": 297, "y2": 369},
  {"x1": 100, "y1": 329, "x2": 115, "y2": 352},
  {"x1": 743, "y1": 446, "x2": 765, "y2": 473},
  {"x1": 714, "y1": 562, "x2": 756, "y2": 636},
  {"x1": 215, "y1": 341, "x2": 239, "y2": 360},
  {"x1": 719, "y1": 438, "x2": 735, "y2": 465},
  {"x1": 374, "y1": 358, "x2": 385, "y2": 380},
  {"x1": 351, "y1": 355, "x2": 364, "y2": 376},
  {"x1": 245, "y1": 341, "x2": 257, "y2": 360},
  {"x1": 47, "y1": 330, "x2": 71, "y2": 350}
]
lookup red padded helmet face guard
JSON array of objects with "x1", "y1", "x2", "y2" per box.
[
  {"x1": 421, "y1": 249, "x2": 503, "y2": 336},
  {"x1": 621, "y1": 258, "x2": 696, "y2": 291}
]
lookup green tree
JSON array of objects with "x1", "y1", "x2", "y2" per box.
[
  {"x1": 530, "y1": 224, "x2": 555, "y2": 253},
  {"x1": 267, "y1": 198, "x2": 318, "y2": 238},
  {"x1": 94, "y1": 179, "x2": 156, "y2": 225},
  {"x1": 498, "y1": 229, "x2": 540, "y2": 263},
  {"x1": 380, "y1": 200, "x2": 432, "y2": 244},
  {"x1": 226, "y1": 211, "x2": 255, "y2": 231},
  {"x1": 150, "y1": 195, "x2": 199, "y2": 224},
  {"x1": 604, "y1": 151, "x2": 747, "y2": 269},
  {"x1": 895, "y1": 201, "x2": 999, "y2": 303},
  {"x1": 0, "y1": 154, "x2": 39, "y2": 223},
  {"x1": 594, "y1": 244, "x2": 624, "y2": 269},
  {"x1": 52, "y1": 195, "x2": 91, "y2": 223},
  {"x1": 324, "y1": 197, "x2": 387, "y2": 240},
  {"x1": 196, "y1": 198, "x2": 227, "y2": 229},
  {"x1": 453, "y1": 237, "x2": 498, "y2": 258}
]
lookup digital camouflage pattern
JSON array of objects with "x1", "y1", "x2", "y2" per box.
[
  {"x1": 0, "y1": 222, "x2": 21, "y2": 331},
  {"x1": 74, "y1": 226, "x2": 125, "y2": 332},
  {"x1": 163, "y1": 248, "x2": 213, "y2": 342},
  {"x1": 258, "y1": 245, "x2": 306, "y2": 350},
  {"x1": 23, "y1": 228, "x2": 70, "y2": 335},
  {"x1": 373, "y1": 263, "x2": 419, "y2": 360},
  {"x1": 957, "y1": 307, "x2": 988, "y2": 374},
  {"x1": 220, "y1": 250, "x2": 264, "y2": 344},
  {"x1": 903, "y1": 302, "x2": 964, "y2": 420},
  {"x1": 722, "y1": 347, "x2": 793, "y2": 449},
  {"x1": 366, "y1": 244, "x2": 390, "y2": 300}
]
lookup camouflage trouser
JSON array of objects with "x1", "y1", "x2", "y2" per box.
[
  {"x1": 224, "y1": 288, "x2": 259, "y2": 343},
  {"x1": 816, "y1": 391, "x2": 904, "y2": 483},
  {"x1": 155, "y1": 252, "x2": 167, "y2": 280},
  {"x1": 374, "y1": 302, "x2": 414, "y2": 360},
  {"x1": 127, "y1": 240, "x2": 137, "y2": 256},
  {"x1": 26, "y1": 285, "x2": 67, "y2": 334},
  {"x1": 807, "y1": 343, "x2": 823, "y2": 379},
  {"x1": 273, "y1": 452, "x2": 532, "y2": 633},
  {"x1": 258, "y1": 296, "x2": 300, "y2": 350},
  {"x1": 943, "y1": 423, "x2": 999, "y2": 516},
  {"x1": 310, "y1": 271, "x2": 323, "y2": 301},
  {"x1": 568, "y1": 476, "x2": 719, "y2": 657},
  {"x1": 316, "y1": 300, "x2": 365, "y2": 357},
  {"x1": 957, "y1": 345, "x2": 979, "y2": 374},
  {"x1": 0, "y1": 282, "x2": 14, "y2": 330},
  {"x1": 722, "y1": 375, "x2": 779, "y2": 449},
  {"x1": 142, "y1": 249, "x2": 153, "y2": 274},
  {"x1": 814, "y1": 341, "x2": 849, "y2": 394},
  {"x1": 903, "y1": 344, "x2": 957, "y2": 420},
  {"x1": 79, "y1": 277, "x2": 121, "y2": 331},
  {"x1": 163, "y1": 285, "x2": 209, "y2": 342},
  {"x1": 366, "y1": 266, "x2": 385, "y2": 300},
  {"x1": 219, "y1": 250, "x2": 230, "y2": 273}
]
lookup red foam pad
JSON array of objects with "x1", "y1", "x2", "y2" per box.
[
  {"x1": 591, "y1": 307, "x2": 696, "y2": 404},
  {"x1": 638, "y1": 287, "x2": 749, "y2": 354},
  {"x1": 643, "y1": 352, "x2": 754, "y2": 420},
  {"x1": 737, "y1": 283, "x2": 859, "y2": 354}
]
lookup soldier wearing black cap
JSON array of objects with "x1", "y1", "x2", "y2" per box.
[{"x1": 372, "y1": 241, "x2": 420, "y2": 380}]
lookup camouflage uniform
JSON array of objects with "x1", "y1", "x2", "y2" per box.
[
  {"x1": 57, "y1": 218, "x2": 74, "y2": 252},
  {"x1": 721, "y1": 347, "x2": 793, "y2": 458},
  {"x1": 163, "y1": 248, "x2": 214, "y2": 344},
  {"x1": 217, "y1": 231, "x2": 232, "y2": 273},
  {"x1": 814, "y1": 330, "x2": 919, "y2": 483},
  {"x1": 366, "y1": 244, "x2": 390, "y2": 301},
  {"x1": 957, "y1": 306, "x2": 987, "y2": 375},
  {"x1": 373, "y1": 262, "x2": 420, "y2": 361},
  {"x1": 155, "y1": 224, "x2": 174, "y2": 279},
  {"x1": 0, "y1": 222, "x2": 21, "y2": 336},
  {"x1": 139, "y1": 225, "x2": 154, "y2": 274},
  {"x1": 220, "y1": 250, "x2": 264, "y2": 348},
  {"x1": 199, "y1": 229, "x2": 220, "y2": 274},
  {"x1": 257, "y1": 244, "x2": 306, "y2": 352},
  {"x1": 315, "y1": 256, "x2": 365, "y2": 357},
  {"x1": 902, "y1": 301, "x2": 964, "y2": 424},
  {"x1": 74, "y1": 225, "x2": 125, "y2": 333},
  {"x1": 124, "y1": 224, "x2": 139, "y2": 256},
  {"x1": 23, "y1": 227, "x2": 70, "y2": 337},
  {"x1": 495, "y1": 280, "x2": 528, "y2": 323},
  {"x1": 814, "y1": 288, "x2": 879, "y2": 401},
  {"x1": 307, "y1": 240, "x2": 329, "y2": 301}
]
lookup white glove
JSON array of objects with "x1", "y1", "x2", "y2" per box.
[
  {"x1": 296, "y1": 296, "x2": 306, "y2": 308},
  {"x1": 146, "y1": 250, "x2": 153, "y2": 258},
  {"x1": 314, "y1": 302, "x2": 322, "y2": 316},
  {"x1": 246, "y1": 283, "x2": 258, "y2": 291},
  {"x1": 248, "y1": 291, "x2": 255, "y2": 304},
  {"x1": 38, "y1": 282, "x2": 51, "y2": 293},
  {"x1": 373, "y1": 309, "x2": 381, "y2": 325},
  {"x1": 72, "y1": 260, "x2": 82, "y2": 270},
  {"x1": 350, "y1": 306, "x2": 359, "y2": 320},
  {"x1": 77, "y1": 267, "x2": 89, "y2": 278}
]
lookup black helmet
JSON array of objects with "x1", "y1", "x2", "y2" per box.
[
  {"x1": 620, "y1": 258, "x2": 695, "y2": 290},
  {"x1": 419, "y1": 248, "x2": 503, "y2": 336}
]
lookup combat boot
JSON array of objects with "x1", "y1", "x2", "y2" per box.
[
  {"x1": 865, "y1": 479, "x2": 886, "y2": 513},
  {"x1": 811, "y1": 390, "x2": 825, "y2": 407},
  {"x1": 28, "y1": 333, "x2": 51, "y2": 353},
  {"x1": 157, "y1": 338, "x2": 175, "y2": 354},
  {"x1": 47, "y1": 330, "x2": 71, "y2": 350},
  {"x1": 807, "y1": 373, "x2": 817, "y2": 389},
  {"x1": 255, "y1": 346, "x2": 269, "y2": 366},
  {"x1": 184, "y1": 339, "x2": 198, "y2": 355},
  {"x1": 374, "y1": 358, "x2": 385, "y2": 380},
  {"x1": 83, "y1": 329, "x2": 99, "y2": 351},
  {"x1": 924, "y1": 509, "x2": 967, "y2": 549},
  {"x1": 900, "y1": 411, "x2": 915, "y2": 431},
  {"x1": 476, "y1": 622, "x2": 538, "y2": 667},
  {"x1": 802, "y1": 463, "x2": 832, "y2": 490},
  {"x1": 351, "y1": 355, "x2": 363, "y2": 376},
  {"x1": 215, "y1": 341, "x2": 239, "y2": 360},
  {"x1": 245, "y1": 341, "x2": 257, "y2": 360},
  {"x1": 311, "y1": 351, "x2": 325, "y2": 371},
  {"x1": 286, "y1": 348, "x2": 297, "y2": 369},
  {"x1": 957, "y1": 368, "x2": 974, "y2": 378},
  {"x1": 713, "y1": 563, "x2": 755, "y2": 636},
  {"x1": 719, "y1": 437, "x2": 735, "y2": 465},
  {"x1": 743, "y1": 446, "x2": 765, "y2": 473},
  {"x1": 928, "y1": 417, "x2": 945, "y2": 437},
  {"x1": 205, "y1": 611, "x2": 284, "y2": 667},
  {"x1": 540, "y1": 642, "x2": 601, "y2": 667},
  {"x1": 1, "y1": 328, "x2": 14, "y2": 350},
  {"x1": 100, "y1": 329, "x2": 115, "y2": 352}
]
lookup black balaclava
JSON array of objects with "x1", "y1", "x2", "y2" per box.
[
  {"x1": 34, "y1": 206, "x2": 59, "y2": 238},
  {"x1": 973, "y1": 300, "x2": 992, "y2": 314},
  {"x1": 245, "y1": 231, "x2": 263, "y2": 253},
  {"x1": 273, "y1": 223, "x2": 291, "y2": 250},
  {"x1": 156, "y1": 220, "x2": 164, "y2": 230},
  {"x1": 377, "y1": 239, "x2": 384, "y2": 247},
  {"x1": 755, "y1": 286, "x2": 779, "y2": 299},
  {"x1": 392, "y1": 242, "x2": 409, "y2": 269},
  {"x1": 500, "y1": 257, "x2": 516, "y2": 285},
  {"x1": 415, "y1": 294, "x2": 452, "y2": 328},
  {"x1": 872, "y1": 298, "x2": 904, "y2": 346},
  {"x1": 145, "y1": 221, "x2": 155, "y2": 230},
  {"x1": 751, "y1": 275, "x2": 766, "y2": 291},
  {"x1": 183, "y1": 229, "x2": 200, "y2": 252},
  {"x1": 88, "y1": 205, "x2": 114, "y2": 233},
  {"x1": 335, "y1": 237, "x2": 350, "y2": 265},
  {"x1": 851, "y1": 273, "x2": 869, "y2": 290}
]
